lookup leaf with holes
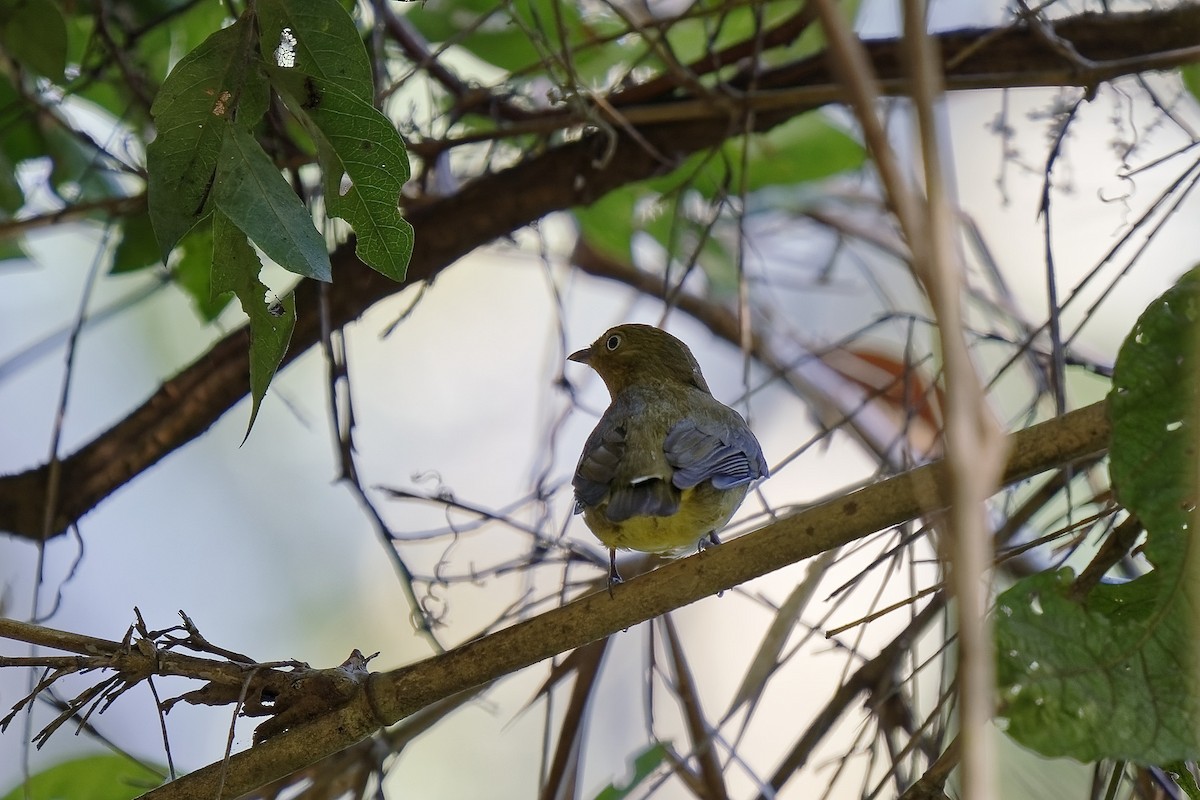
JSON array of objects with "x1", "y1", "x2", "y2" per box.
[
  {"x1": 995, "y1": 266, "x2": 1200, "y2": 764},
  {"x1": 259, "y1": 0, "x2": 413, "y2": 281}
]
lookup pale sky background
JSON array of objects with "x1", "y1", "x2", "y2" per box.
[{"x1": 2, "y1": 0, "x2": 1198, "y2": 796}]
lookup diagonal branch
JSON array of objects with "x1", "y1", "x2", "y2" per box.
[
  {"x1": 112, "y1": 400, "x2": 1108, "y2": 799},
  {"x1": 1, "y1": 7, "x2": 1194, "y2": 542}
]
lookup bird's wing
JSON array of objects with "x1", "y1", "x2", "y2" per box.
[
  {"x1": 573, "y1": 422, "x2": 624, "y2": 510},
  {"x1": 664, "y1": 412, "x2": 769, "y2": 491},
  {"x1": 573, "y1": 400, "x2": 680, "y2": 522}
]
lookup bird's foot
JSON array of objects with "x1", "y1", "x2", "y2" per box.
[
  {"x1": 698, "y1": 531, "x2": 722, "y2": 552},
  {"x1": 607, "y1": 549, "x2": 624, "y2": 598}
]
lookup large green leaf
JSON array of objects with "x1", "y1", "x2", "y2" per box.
[
  {"x1": 211, "y1": 211, "x2": 296, "y2": 437},
  {"x1": 146, "y1": 16, "x2": 269, "y2": 258},
  {"x1": 0, "y1": 754, "x2": 164, "y2": 800},
  {"x1": 995, "y1": 266, "x2": 1200, "y2": 763},
  {"x1": 259, "y1": 0, "x2": 413, "y2": 281}
]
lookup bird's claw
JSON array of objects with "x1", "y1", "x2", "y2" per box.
[{"x1": 607, "y1": 549, "x2": 624, "y2": 598}]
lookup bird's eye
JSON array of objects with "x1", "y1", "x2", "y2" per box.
[{"x1": 605, "y1": 334, "x2": 621, "y2": 351}]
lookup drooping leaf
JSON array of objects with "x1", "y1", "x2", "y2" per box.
[
  {"x1": 211, "y1": 211, "x2": 296, "y2": 437},
  {"x1": 0, "y1": 753, "x2": 164, "y2": 800},
  {"x1": 0, "y1": 0, "x2": 67, "y2": 80},
  {"x1": 146, "y1": 16, "x2": 269, "y2": 258},
  {"x1": 211, "y1": 125, "x2": 332, "y2": 282},
  {"x1": 259, "y1": 0, "x2": 413, "y2": 281},
  {"x1": 995, "y1": 266, "x2": 1200, "y2": 764}
]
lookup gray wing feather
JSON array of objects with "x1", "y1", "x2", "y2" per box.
[
  {"x1": 573, "y1": 424, "x2": 624, "y2": 510},
  {"x1": 664, "y1": 417, "x2": 768, "y2": 490}
]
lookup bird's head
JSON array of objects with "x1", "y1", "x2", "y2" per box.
[{"x1": 568, "y1": 324, "x2": 711, "y2": 397}]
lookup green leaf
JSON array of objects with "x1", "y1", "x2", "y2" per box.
[
  {"x1": 259, "y1": 0, "x2": 413, "y2": 281},
  {"x1": 147, "y1": 16, "x2": 269, "y2": 258},
  {"x1": 111, "y1": 211, "x2": 163, "y2": 273},
  {"x1": 172, "y1": 219, "x2": 232, "y2": 321},
  {"x1": 737, "y1": 114, "x2": 865, "y2": 190},
  {"x1": 591, "y1": 742, "x2": 670, "y2": 800},
  {"x1": 0, "y1": 0, "x2": 67, "y2": 80},
  {"x1": 212, "y1": 211, "x2": 296, "y2": 436},
  {"x1": 212, "y1": 125, "x2": 332, "y2": 282},
  {"x1": 257, "y1": 0, "x2": 372, "y2": 97},
  {"x1": 0, "y1": 754, "x2": 164, "y2": 800},
  {"x1": 1184, "y1": 65, "x2": 1200, "y2": 104},
  {"x1": 1109, "y1": 266, "x2": 1200, "y2": 542},
  {"x1": 995, "y1": 266, "x2": 1200, "y2": 764}
]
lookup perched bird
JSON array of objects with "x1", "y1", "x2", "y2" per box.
[{"x1": 569, "y1": 324, "x2": 769, "y2": 586}]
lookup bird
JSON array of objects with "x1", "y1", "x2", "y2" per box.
[{"x1": 568, "y1": 324, "x2": 769, "y2": 587}]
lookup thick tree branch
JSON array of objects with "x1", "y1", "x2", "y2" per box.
[
  {"x1": 1, "y1": 6, "x2": 1194, "y2": 541},
  {"x1": 116, "y1": 399, "x2": 1109, "y2": 799}
]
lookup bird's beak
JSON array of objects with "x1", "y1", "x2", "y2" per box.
[{"x1": 568, "y1": 346, "x2": 591, "y2": 364}]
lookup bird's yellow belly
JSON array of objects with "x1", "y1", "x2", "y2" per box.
[{"x1": 583, "y1": 484, "x2": 748, "y2": 555}]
